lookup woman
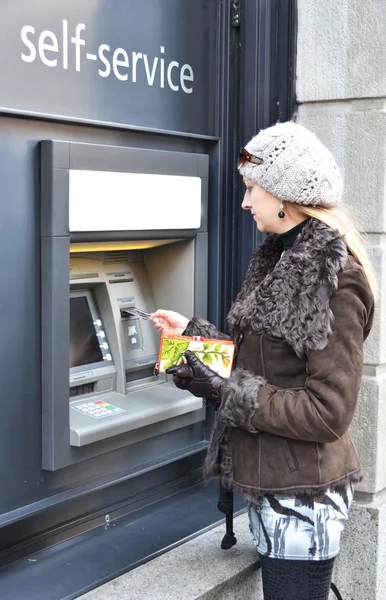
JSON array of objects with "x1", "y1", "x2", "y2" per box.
[{"x1": 151, "y1": 122, "x2": 375, "y2": 600}]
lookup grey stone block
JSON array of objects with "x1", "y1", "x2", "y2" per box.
[
  {"x1": 351, "y1": 374, "x2": 386, "y2": 494},
  {"x1": 78, "y1": 512, "x2": 263, "y2": 600},
  {"x1": 333, "y1": 495, "x2": 386, "y2": 599},
  {"x1": 297, "y1": 101, "x2": 386, "y2": 234},
  {"x1": 362, "y1": 235, "x2": 386, "y2": 366},
  {"x1": 196, "y1": 564, "x2": 261, "y2": 600},
  {"x1": 297, "y1": 0, "x2": 386, "y2": 102}
]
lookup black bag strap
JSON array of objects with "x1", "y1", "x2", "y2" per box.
[
  {"x1": 218, "y1": 482, "x2": 237, "y2": 549},
  {"x1": 330, "y1": 582, "x2": 344, "y2": 600}
]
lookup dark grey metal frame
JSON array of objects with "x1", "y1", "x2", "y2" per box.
[{"x1": 41, "y1": 140, "x2": 209, "y2": 471}]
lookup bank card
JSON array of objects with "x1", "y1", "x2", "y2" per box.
[{"x1": 121, "y1": 307, "x2": 152, "y2": 320}]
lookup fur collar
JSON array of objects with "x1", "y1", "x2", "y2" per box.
[{"x1": 227, "y1": 218, "x2": 348, "y2": 357}]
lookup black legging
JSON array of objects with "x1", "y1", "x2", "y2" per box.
[{"x1": 259, "y1": 555, "x2": 335, "y2": 600}]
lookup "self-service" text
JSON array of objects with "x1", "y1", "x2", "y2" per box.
[{"x1": 21, "y1": 21, "x2": 194, "y2": 94}]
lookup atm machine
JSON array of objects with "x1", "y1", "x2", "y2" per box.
[{"x1": 41, "y1": 141, "x2": 209, "y2": 471}]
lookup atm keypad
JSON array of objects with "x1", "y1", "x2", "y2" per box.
[{"x1": 73, "y1": 400, "x2": 125, "y2": 419}]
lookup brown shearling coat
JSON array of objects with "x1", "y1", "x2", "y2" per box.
[{"x1": 185, "y1": 219, "x2": 374, "y2": 500}]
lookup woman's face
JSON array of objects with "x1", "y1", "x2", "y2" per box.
[{"x1": 241, "y1": 177, "x2": 283, "y2": 232}]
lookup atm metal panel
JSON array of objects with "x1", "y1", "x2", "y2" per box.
[{"x1": 41, "y1": 140, "x2": 209, "y2": 470}]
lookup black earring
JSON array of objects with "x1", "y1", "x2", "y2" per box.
[{"x1": 278, "y1": 202, "x2": 285, "y2": 218}]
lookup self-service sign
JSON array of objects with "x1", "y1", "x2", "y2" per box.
[{"x1": 0, "y1": 1, "x2": 216, "y2": 135}]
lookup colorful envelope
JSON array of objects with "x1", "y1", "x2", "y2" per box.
[{"x1": 156, "y1": 335, "x2": 235, "y2": 377}]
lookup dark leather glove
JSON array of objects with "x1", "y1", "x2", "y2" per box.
[{"x1": 166, "y1": 350, "x2": 225, "y2": 409}]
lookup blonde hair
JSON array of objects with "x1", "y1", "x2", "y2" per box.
[{"x1": 296, "y1": 205, "x2": 377, "y2": 297}]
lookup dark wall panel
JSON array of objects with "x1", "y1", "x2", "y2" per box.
[{"x1": 0, "y1": 0, "x2": 216, "y2": 135}]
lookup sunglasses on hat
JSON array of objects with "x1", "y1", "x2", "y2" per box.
[{"x1": 238, "y1": 147, "x2": 263, "y2": 167}]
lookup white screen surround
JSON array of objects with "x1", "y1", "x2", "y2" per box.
[{"x1": 69, "y1": 170, "x2": 202, "y2": 232}]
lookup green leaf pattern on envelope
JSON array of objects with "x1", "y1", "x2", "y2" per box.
[{"x1": 161, "y1": 339, "x2": 190, "y2": 365}]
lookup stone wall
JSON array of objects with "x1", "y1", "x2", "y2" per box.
[{"x1": 297, "y1": 1, "x2": 386, "y2": 597}]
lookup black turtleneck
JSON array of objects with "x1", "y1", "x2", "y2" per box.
[{"x1": 276, "y1": 218, "x2": 310, "y2": 252}]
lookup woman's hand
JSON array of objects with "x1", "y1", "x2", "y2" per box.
[
  {"x1": 151, "y1": 309, "x2": 189, "y2": 337},
  {"x1": 166, "y1": 350, "x2": 224, "y2": 409}
]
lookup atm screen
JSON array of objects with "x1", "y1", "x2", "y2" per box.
[{"x1": 70, "y1": 296, "x2": 104, "y2": 368}]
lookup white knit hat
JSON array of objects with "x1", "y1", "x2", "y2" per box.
[{"x1": 238, "y1": 122, "x2": 343, "y2": 207}]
